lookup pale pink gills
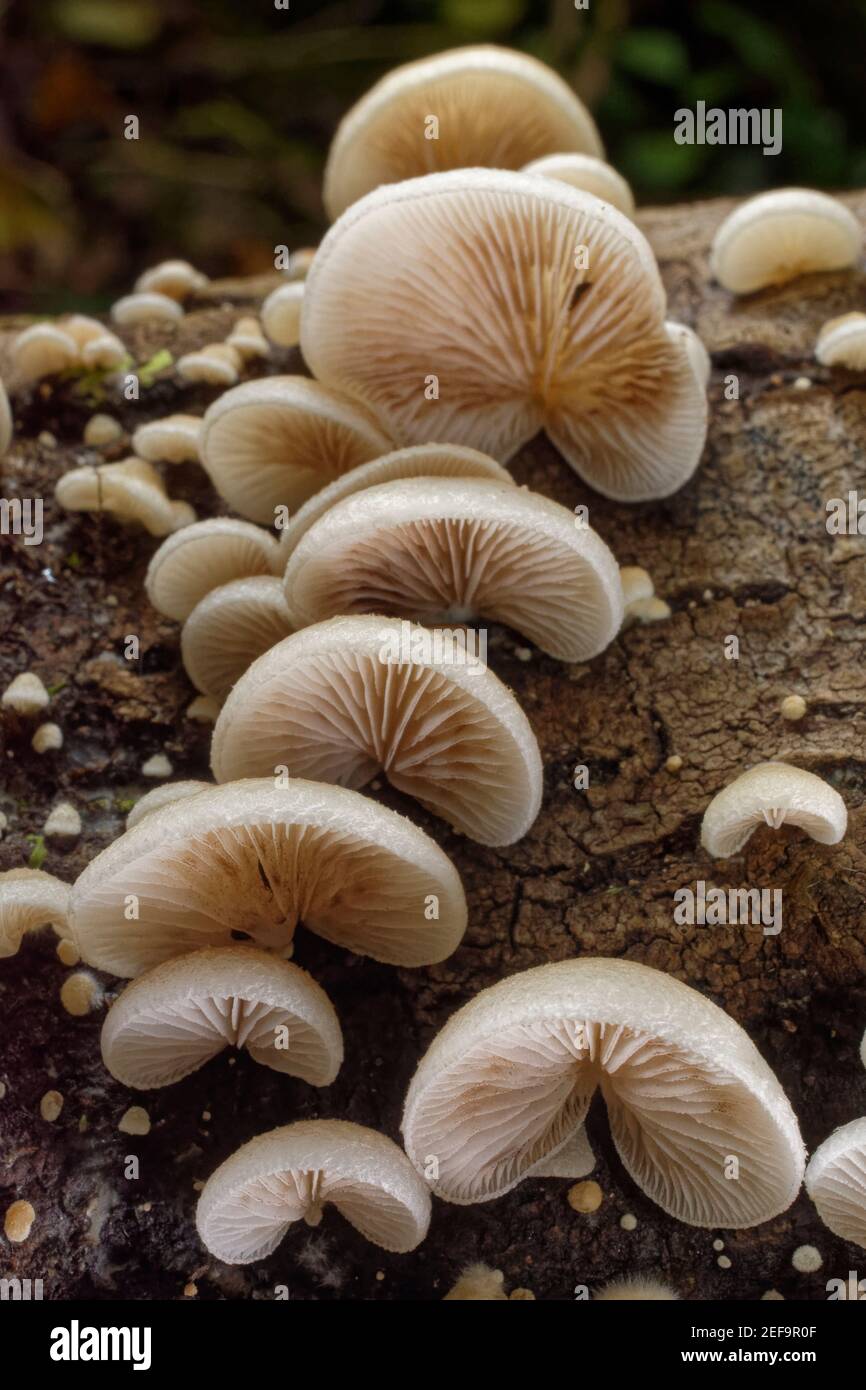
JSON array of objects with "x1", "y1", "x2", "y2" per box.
[
  {"x1": 710, "y1": 189, "x2": 863, "y2": 294},
  {"x1": 0, "y1": 869, "x2": 71, "y2": 958},
  {"x1": 147, "y1": 519, "x2": 282, "y2": 622},
  {"x1": 700, "y1": 762, "x2": 847, "y2": 859},
  {"x1": 180, "y1": 576, "x2": 294, "y2": 702},
  {"x1": 805, "y1": 1118, "x2": 866, "y2": 1248}
]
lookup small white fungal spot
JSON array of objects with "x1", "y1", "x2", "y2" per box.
[
  {"x1": 780, "y1": 694, "x2": 807, "y2": 722},
  {"x1": 118, "y1": 1105, "x2": 151, "y2": 1136},
  {"x1": 141, "y1": 753, "x2": 173, "y2": 778},
  {"x1": 40, "y1": 1089, "x2": 64, "y2": 1122},
  {"x1": 792, "y1": 1244, "x2": 822, "y2": 1273},
  {"x1": 620, "y1": 1213, "x2": 637, "y2": 1231}
]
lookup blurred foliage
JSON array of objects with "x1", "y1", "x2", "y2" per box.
[{"x1": 1, "y1": 0, "x2": 865, "y2": 311}]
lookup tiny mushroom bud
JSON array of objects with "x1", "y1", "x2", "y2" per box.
[
  {"x1": 568, "y1": 1180, "x2": 603, "y2": 1213},
  {"x1": 146, "y1": 518, "x2": 282, "y2": 622},
  {"x1": 595, "y1": 1277, "x2": 679, "y2": 1301},
  {"x1": 55, "y1": 458, "x2": 196, "y2": 537},
  {"x1": 132, "y1": 414, "x2": 202, "y2": 464},
  {"x1": 791, "y1": 1244, "x2": 823, "y2": 1273},
  {"x1": 261, "y1": 283, "x2": 304, "y2": 348},
  {"x1": 176, "y1": 344, "x2": 240, "y2": 387},
  {"x1": 0, "y1": 375, "x2": 13, "y2": 454},
  {"x1": 0, "y1": 868, "x2": 70, "y2": 957},
  {"x1": 118, "y1": 1105, "x2": 151, "y2": 1136},
  {"x1": 710, "y1": 189, "x2": 863, "y2": 294},
  {"x1": 40, "y1": 1089, "x2": 64, "y2": 1122},
  {"x1": 32, "y1": 722, "x2": 63, "y2": 754},
  {"x1": 83, "y1": 413, "x2": 123, "y2": 447},
  {"x1": 126, "y1": 780, "x2": 211, "y2": 829},
  {"x1": 135, "y1": 259, "x2": 208, "y2": 301},
  {"x1": 141, "y1": 753, "x2": 173, "y2": 779},
  {"x1": 624, "y1": 596, "x2": 672, "y2": 625},
  {"x1": 815, "y1": 312, "x2": 866, "y2": 369},
  {"x1": 60, "y1": 970, "x2": 102, "y2": 1016},
  {"x1": 181, "y1": 576, "x2": 295, "y2": 702},
  {"x1": 780, "y1": 694, "x2": 807, "y2": 722},
  {"x1": 43, "y1": 801, "x2": 82, "y2": 840},
  {"x1": 701, "y1": 761, "x2": 847, "y2": 858},
  {"x1": 226, "y1": 317, "x2": 270, "y2": 362},
  {"x1": 805, "y1": 1117, "x2": 866, "y2": 1248},
  {"x1": 522, "y1": 152, "x2": 634, "y2": 216},
  {"x1": 443, "y1": 1264, "x2": 508, "y2": 1301},
  {"x1": 111, "y1": 292, "x2": 184, "y2": 326},
  {"x1": 186, "y1": 694, "x2": 220, "y2": 724},
  {"x1": 13, "y1": 323, "x2": 78, "y2": 381},
  {"x1": 4, "y1": 1199, "x2": 36, "y2": 1243},
  {"x1": 619, "y1": 565, "x2": 654, "y2": 608},
  {"x1": 3, "y1": 671, "x2": 50, "y2": 716}
]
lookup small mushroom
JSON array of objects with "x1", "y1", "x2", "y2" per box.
[
  {"x1": 196, "y1": 1120, "x2": 431, "y2": 1262},
  {"x1": 176, "y1": 343, "x2": 240, "y2": 387},
  {"x1": 111, "y1": 292, "x2": 184, "y2": 326},
  {"x1": 619, "y1": 565, "x2": 654, "y2": 609},
  {"x1": 261, "y1": 283, "x2": 304, "y2": 348},
  {"x1": 43, "y1": 801, "x2": 81, "y2": 840},
  {"x1": 401, "y1": 956, "x2": 805, "y2": 1225},
  {"x1": 700, "y1": 762, "x2": 847, "y2": 859},
  {"x1": 135, "y1": 259, "x2": 208, "y2": 301},
  {"x1": 146, "y1": 519, "x2": 281, "y2": 621},
  {"x1": 522, "y1": 152, "x2": 634, "y2": 216},
  {"x1": 126, "y1": 780, "x2": 212, "y2": 829},
  {"x1": 281, "y1": 477, "x2": 623, "y2": 662},
  {"x1": 210, "y1": 614, "x2": 543, "y2": 846},
  {"x1": 181, "y1": 576, "x2": 294, "y2": 702},
  {"x1": 0, "y1": 869, "x2": 70, "y2": 958},
  {"x1": 101, "y1": 945, "x2": 343, "y2": 1089},
  {"x1": 62, "y1": 314, "x2": 107, "y2": 351},
  {"x1": 13, "y1": 323, "x2": 78, "y2": 381},
  {"x1": 710, "y1": 189, "x2": 863, "y2": 294},
  {"x1": 805, "y1": 1118, "x2": 866, "y2": 1248},
  {"x1": 132, "y1": 414, "x2": 203, "y2": 464},
  {"x1": 2, "y1": 671, "x2": 50, "y2": 716},
  {"x1": 80, "y1": 332, "x2": 128, "y2": 370},
  {"x1": 665, "y1": 319, "x2": 711, "y2": 387},
  {"x1": 288, "y1": 248, "x2": 317, "y2": 280},
  {"x1": 226, "y1": 316, "x2": 270, "y2": 362},
  {"x1": 32, "y1": 721, "x2": 63, "y2": 754},
  {"x1": 70, "y1": 777, "x2": 467, "y2": 975},
  {"x1": 323, "y1": 45, "x2": 603, "y2": 219},
  {"x1": 0, "y1": 376, "x2": 12, "y2": 454},
  {"x1": 83, "y1": 413, "x2": 123, "y2": 446},
  {"x1": 199, "y1": 376, "x2": 392, "y2": 524},
  {"x1": 816, "y1": 312, "x2": 866, "y2": 369},
  {"x1": 55, "y1": 458, "x2": 196, "y2": 537}
]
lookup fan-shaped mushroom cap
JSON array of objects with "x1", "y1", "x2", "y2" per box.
[
  {"x1": 0, "y1": 376, "x2": 12, "y2": 454},
  {"x1": 70, "y1": 777, "x2": 466, "y2": 975},
  {"x1": 277, "y1": 443, "x2": 513, "y2": 562},
  {"x1": 226, "y1": 316, "x2": 270, "y2": 361},
  {"x1": 111, "y1": 292, "x2": 184, "y2": 326},
  {"x1": 700, "y1": 762, "x2": 847, "y2": 859},
  {"x1": 55, "y1": 458, "x2": 196, "y2": 537},
  {"x1": 323, "y1": 45, "x2": 603, "y2": 220},
  {"x1": 146, "y1": 520, "x2": 282, "y2": 622},
  {"x1": 522, "y1": 153, "x2": 634, "y2": 216},
  {"x1": 303, "y1": 170, "x2": 707, "y2": 500},
  {"x1": 2, "y1": 671, "x2": 49, "y2": 715},
  {"x1": 132, "y1": 414, "x2": 202, "y2": 464},
  {"x1": 126, "y1": 780, "x2": 212, "y2": 829},
  {"x1": 710, "y1": 189, "x2": 863, "y2": 294},
  {"x1": 261, "y1": 283, "x2": 304, "y2": 348},
  {"x1": 0, "y1": 869, "x2": 70, "y2": 958},
  {"x1": 135, "y1": 259, "x2": 208, "y2": 301},
  {"x1": 619, "y1": 565, "x2": 654, "y2": 608},
  {"x1": 101, "y1": 945, "x2": 343, "y2": 1089},
  {"x1": 197, "y1": 1119, "x2": 431, "y2": 1262},
  {"x1": 805, "y1": 1118, "x2": 866, "y2": 1248},
  {"x1": 665, "y1": 320, "x2": 711, "y2": 387},
  {"x1": 200, "y1": 376, "x2": 392, "y2": 524},
  {"x1": 81, "y1": 332, "x2": 128, "y2": 370},
  {"x1": 177, "y1": 343, "x2": 240, "y2": 387},
  {"x1": 401, "y1": 956, "x2": 805, "y2": 1224},
  {"x1": 13, "y1": 324, "x2": 78, "y2": 381},
  {"x1": 816, "y1": 312, "x2": 866, "y2": 369},
  {"x1": 62, "y1": 314, "x2": 105, "y2": 350},
  {"x1": 282, "y1": 477, "x2": 623, "y2": 662},
  {"x1": 211, "y1": 614, "x2": 543, "y2": 846},
  {"x1": 181, "y1": 576, "x2": 294, "y2": 701}
]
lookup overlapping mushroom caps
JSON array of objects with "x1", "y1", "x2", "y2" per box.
[
  {"x1": 282, "y1": 478, "x2": 623, "y2": 661},
  {"x1": 146, "y1": 520, "x2": 282, "y2": 622},
  {"x1": 806, "y1": 1119, "x2": 866, "y2": 1248},
  {"x1": 522, "y1": 153, "x2": 634, "y2": 216},
  {"x1": 55, "y1": 459, "x2": 195, "y2": 537},
  {"x1": 0, "y1": 869, "x2": 71, "y2": 958},
  {"x1": 126, "y1": 780, "x2": 212, "y2": 829},
  {"x1": 710, "y1": 189, "x2": 863, "y2": 294},
  {"x1": 323, "y1": 45, "x2": 603, "y2": 220},
  {"x1": 401, "y1": 957, "x2": 805, "y2": 1226},
  {"x1": 196, "y1": 1120, "x2": 431, "y2": 1262},
  {"x1": 101, "y1": 945, "x2": 343, "y2": 1089},
  {"x1": 133, "y1": 414, "x2": 202, "y2": 465},
  {"x1": 70, "y1": 778, "x2": 466, "y2": 976},
  {"x1": 211, "y1": 615, "x2": 542, "y2": 846},
  {"x1": 181, "y1": 576, "x2": 294, "y2": 702},
  {"x1": 302, "y1": 169, "x2": 708, "y2": 501},
  {"x1": 700, "y1": 762, "x2": 848, "y2": 859},
  {"x1": 199, "y1": 376, "x2": 392, "y2": 524}
]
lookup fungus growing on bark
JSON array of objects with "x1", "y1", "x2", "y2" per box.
[
  {"x1": 805, "y1": 1118, "x2": 866, "y2": 1248},
  {"x1": 126, "y1": 780, "x2": 211, "y2": 829},
  {"x1": 0, "y1": 869, "x2": 70, "y2": 957},
  {"x1": 710, "y1": 189, "x2": 863, "y2": 294},
  {"x1": 401, "y1": 957, "x2": 805, "y2": 1225},
  {"x1": 13, "y1": 324, "x2": 78, "y2": 381},
  {"x1": 261, "y1": 283, "x2": 305, "y2": 347},
  {"x1": 282, "y1": 478, "x2": 623, "y2": 662},
  {"x1": 2, "y1": 671, "x2": 50, "y2": 716},
  {"x1": 700, "y1": 762, "x2": 847, "y2": 859},
  {"x1": 323, "y1": 46, "x2": 603, "y2": 219},
  {"x1": 181, "y1": 576, "x2": 294, "y2": 702},
  {"x1": 55, "y1": 459, "x2": 195, "y2": 537},
  {"x1": 196, "y1": 1120, "x2": 431, "y2": 1262},
  {"x1": 70, "y1": 777, "x2": 467, "y2": 975},
  {"x1": 815, "y1": 312, "x2": 866, "y2": 369},
  {"x1": 135, "y1": 259, "x2": 208, "y2": 301},
  {"x1": 146, "y1": 519, "x2": 281, "y2": 621},
  {"x1": 211, "y1": 614, "x2": 543, "y2": 846},
  {"x1": 177, "y1": 344, "x2": 240, "y2": 387},
  {"x1": 132, "y1": 414, "x2": 202, "y2": 464},
  {"x1": 111, "y1": 292, "x2": 184, "y2": 326},
  {"x1": 522, "y1": 152, "x2": 634, "y2": 215},
  {"x1": 101, "y1": 945, "x2": 343, "y2": 1089}
]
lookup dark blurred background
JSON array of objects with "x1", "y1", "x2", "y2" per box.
[{"x1": 2, "y1": 0, "x2": 866, "y2": 312}]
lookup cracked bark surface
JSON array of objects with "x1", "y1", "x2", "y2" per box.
[{"x1": 1, "y1": 192, "x2": 865, "y2": 1301}]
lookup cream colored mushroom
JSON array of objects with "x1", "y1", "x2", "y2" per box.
[
  {"x1": 62, "y1": 314, "x2": 106, "y2": 352},
  {"x1": 111, "y1": 292, "x2": 184, "y2": 326},
  {"x1": 0, "y1": 376, "x2": 12, "y2": 454},
  {"x1": 81, "y1": 332, "x2": 128, "y2": 370},
  {"x1": 101, "y1": 945, "x2": 342, "y2": 1088},
  {"x1": 70, "y1": 777, "x2": 466, "y2": 974},
  {"x1": 261, "y1": 283, "x2": 304, "y2": 348},
  {"x1": 199, "y1": 376, "x2": 392, "y2": 524},
  {"x1": 816, "y1": 313, "x2": 866, "y2": 369},
  {"x1": 282, "y1": 478, "x2": 623, "y2": 662},
  {"x1": 132, "y1": 414, "x2": 202, "y2": 464},
  {"x1": 401, "y1": 957, "x2": 805, "y2": 1225},
  {"x1": 619, "y1": 565, "x2": 654, "y2": 608},
  {"x1": 2, "y1": 671, "x2": 49, "y2": 716},
  {"x1": 211, "y1": 614, "x2": 542, "y2": 846},
  {"x1": 226, "y1": 317, "x2": 270, "y2": 362},
  {"x1": 135, "y1": 259, "x2": 208, "y2": 301},
  {"x1": 13, "y1": 324, "x2": 78, "y2": 381},
  {"x1": 303, "y1": 170, "x2": 707, "y2": 500},
  {"x1": 288, "y1": 247, "x2": 317, "y2": 280},
  {"x1": 55, "y1": 459, "x2": 196, "y2": 537},
  {"x1": 522, "y1": 153, "x2": 634, "y2": 216},
  {"x1": 710, "y1": 189, "x2": 863, "y2": 294},
  {"x1": 0, "y1": 869, "x2": 71, "y2": 958},
  {"x1": 146, "y1": 519, "x2": 282, "y2": 621},
  {"x1": 176, "y1": 344, "x2": 240, "y2": 387},
  {"x1": 700, "y1": 762, "x2": 847, "y2": 859},
  {"x1": 181, "y1": 576, "x2": 294, "y2": 702},
  {"x1": 805, "y1": 1118, "x2": 866, "y2": 1248},
  {"x1": 323, "y1": 45, "x2": 603, "y2": 220},
  {"x1": 665, "y1": 320, "x2": 711, "y2": 387},
  {"x1": 126, "y1": 780, "x2": 212, "y2": 829},
  {"x1": 198, "y1": 1120, "x2": 430, "y2": 1262}
]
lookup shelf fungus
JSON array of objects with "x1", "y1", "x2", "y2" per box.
[
  {"x1": 196, "y1": 1120, "x2": 431, "y2": 1262},
  {"x1": 125, "y1": 780, "x2": 212, "y2": 830},
  {"x1": 522, "y1": 153, "x2": 634, "y2": 217},
  {"x1": 199, "y1": 376, "x2": 392, "y2": 524},
  {"x1": 805, "y1": 1118, "x2": 866, "y2": 1249},
  {"x1": 700, "y1": 762, "x2": 847, "y2": 859},
  {"x1": 132, "y1": 414, "x2": 203, "y2": 465},
  {"x1": 101, "y1": 945, "x2": 343, "y2": 1089},
  {"x1": 710, "y1": 189, "x2": 863, "y2": 294},
  {"x1": 401, "y1": 957, "x2": 805, "y2": 1226},
  {"x1": 55, "y1": 458, "x2": 196, "y2": 537},
  {"x1": 816, "y1": 313, "x2": 866, "y2": 370},
  {"x1": 0, "y1": 869, "x2": 71, "y2": 958},
  {"x1": 146, "y1": 519, "x2": 282, "y2": 622},
  {"x1": 69, "y1": 777, "x2": 467, "y2": 976},
  {"x1": 181, "y1": 576, "x2": 294, "y2": 702},
  {"x1": 281, "y1": 478, "x2": 623, "y2": 662},
  {"x1": 210, "y1": 614, "x2": 543, "y2": 846},
  {"x1": 323, "y1": 45, "x2": 603, "y2": 220}
]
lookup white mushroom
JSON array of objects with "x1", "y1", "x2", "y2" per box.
[
  {"x1": 281, "y1": 477, "x2": 623, "y2": 663},
  {"x1": 70, "y1": 777, "x2": 467, "y2": 975},
  {"x1": 805, "y1": 1118, "x2": 866, "y2": 1248},
  {"x1": 55, "y1": 458, "x2": 196, "y2": 537},
  {"x1": 176, "y1": 344, "x2": 240, "y2": 387},
  {"x1": 132, "y1": 414, "x2": 202, "y2": 464},
  {"x1": 196, "y1": 1120, "x2": 431, "y2": 1262},
  {"x1": 522, "y1": 152, "x2": 634, "y2": 216},
  {"x1": 61, "y1": 314, "x2": 106, "y2": 351},
  {"x1": 32, "y1": 722, "x2": 63, "y2": 754},
  {"x1": 101, "y1": 945, "x2": 343, "y2": 1089},
  {"x1": 181, "y1": 576, "x2": 294, "y2": 702},
  {"x1": 619, "y1": 565, "x2": 654, "y2": 608},
  {"x1": 710, "y1": 189, "x2": 863, "y2": 294},
  {"x1": 700, "y1": 762, "x2": 848, "y2": 859},
  {"x1": 665, "y1": 320, "x2": 711, "y2": 388},
  {"x1": 83, "y1": 413, "x2": 123, "y2": 446},
  {"x1": 80, "y1": 332, "x2": 128, "y2": 370},
  {"x1": 126, "y1": 780, "x2": 212, "y2": 829},
  {"x1": 210, "y1": 614, "x2": 543, "y2": 846},
  {"x1": 2, "y1": 671, "x2": 50, "y2": 716},
  {"x1": 146, "y1": 519, "x2": 281, "y2": 622},
  {"x1": 134, "y1": 259, "x2": 208, "y2": 301},
  {"x1": 401, "y1": 957, "x2": 805, "y2": 1225},
  {"x1": 0, "y1": 869, "x2": 71, "y2": 958},
  {"x1": 226, "y1": 317, "x2": 270, "y2": 362},
  {"x1": 43, "y1": 802, "x2": 81, "y2": 839},
  {"x1": 111, "y1": 292, "x2": 184, "y2": 326},
  {"x1": 816, "y1": 313, "x2": 866, "y2": 369},
  {"x1": 261, "y1": 283, "x2": 304, "y2": 348},
  {"x1": 13, "y1": 324, "x2": 78, "y2": 381}
]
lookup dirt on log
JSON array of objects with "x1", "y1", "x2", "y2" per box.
[{"x1": 1, "y1": 193, "x2": 865, "y2": 1302}]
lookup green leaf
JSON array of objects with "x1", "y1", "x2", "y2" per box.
[
  {"x1": 26, "y1": 835, "x2": 47, "y2": 870},
  {"x1": 616, "y1": 29, "x2": 689, "y2": 86},
  {"x1": 138, "y1": 348, "x2": 174, "y2": 388}
]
